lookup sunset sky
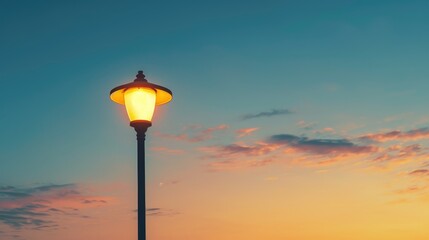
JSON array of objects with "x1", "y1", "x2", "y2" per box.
[{"x1": 2, "y1": 1, "x2": 429, "y2": 239}]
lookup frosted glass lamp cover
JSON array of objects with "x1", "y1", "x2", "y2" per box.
[{"x1": 124, "y1": 87, "x2": 156, "y2": 122}]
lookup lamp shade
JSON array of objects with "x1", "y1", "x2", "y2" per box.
[{"x1": 110, "y1": 71, "x2": 173, "y2": 123}]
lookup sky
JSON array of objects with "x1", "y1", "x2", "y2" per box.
[{"x1": 1, "y1": 0, "x2": 429, "y2": 239}]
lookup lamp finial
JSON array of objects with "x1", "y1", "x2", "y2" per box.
[{"x1": 135, "y1": 70, "x2": 147, "y2": 82}]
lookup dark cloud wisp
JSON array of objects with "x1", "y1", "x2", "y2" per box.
[
  {"x1": 409, "y1": 169, "x2": 429, "y2": 176},
  {"x1": 241, "y1": 109, "x2": 293, "y2": 120},
  {"x1": 0, "y1": 204, "x2": 56, "y2": 229},
  {"x1": 0, "y1": 184, "x2": 76, "y2": 230},
  {"x1": 146, "y1": 208, "x2": 180, "y2": 217},
  {"x1": 360, "y1": 127, "x2": 429, "y2": 142},
  {"x1": 0, "y1": 184, "x2": 102, "y2": 230},
  {"x1": 269, "y1": 134, "x2": 375, "y2": 154}
]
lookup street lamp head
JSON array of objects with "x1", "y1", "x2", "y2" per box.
[{"x1": 110, "y1": 71, "x2": 173, "y2": 125}]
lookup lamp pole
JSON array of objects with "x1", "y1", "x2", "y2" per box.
[
  {"x1": 110, "y1": 71, "x2": 173, "y2": 240},
  {"x1": 132, "y1": 121, "x2": 152, "y2": 240}
]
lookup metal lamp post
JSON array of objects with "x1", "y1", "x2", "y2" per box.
[{"x1": 110, "y1": 70, "x2": 173, "y2": 240}]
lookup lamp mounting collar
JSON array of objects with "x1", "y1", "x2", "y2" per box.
[
  {"x1": 134, "y1": 70, "x2": 148, "y2": 82},
  {"x1": 130, "y1": 120, "x2": 152, "y2": 139}
]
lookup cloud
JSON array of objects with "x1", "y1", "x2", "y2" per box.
[
  {"x1": 235, "y1": 128, "x2": 259, "y2": 138},
  {"x1": 241, "y1": 109, "x2": 293, "y2": 120},
  {"x1": 159, "y1": 180, "x2": 180, "y2": 187},
  {"x1": 155, "y1": 124, "x2": 228, "y2": 143},
  {"x1": 409, "y1": 169, "x2": 429, "y2": 176},
  {"x1": 200, "y1": 126, "x2": 429, "y2": 172},
  {"x1": 201, "y1": 132, "x2": 381, "y2": 171},
  {"x1": 146, "y1": 208, "x2": 180, "y2": 216},
  {"x1": 395, "y1": 186, "x2": 426, "y2": 195},
  {"x1": 0, "y1": 203, "x2": 55, "y2": 229},
  {"x1": 371, "y1": 144, "x2": 423, "y2": 169},
  {"x1": 0, "y1": 184, "x2": 111, "y2": 230},
  {"x1": 313, "y1": 127, "x2": 336, "y2": 135},
  {"x1": 360, "y1": 127, "x2": 429, "y2": 142},
  {"x1": 269, "y1": 134, "x2": 376, "y2": 155},
  {"x1": 0, "y1": 229, "x2": 24, "y2": 240},
  {"x1": 297, "y1": 120, "x2": 317, "y2": 130},
  {"x1": 201, "y1": 142, "x2": 280, "y2": 159},
  {"x1": 201, "y1": 135, "x2": 375, "y2": 171},
  {"x1": 81, "y1": 199, "x2": 107, "y2": 204}
]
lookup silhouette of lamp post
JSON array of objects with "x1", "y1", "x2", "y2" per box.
[{"x1": 110, "y1": 70, "x2": 173, "y2": 240}]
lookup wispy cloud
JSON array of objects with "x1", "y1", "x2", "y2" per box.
[
  {"x1": 313, "y1": 127, "x2": 336, "y2": 135},
  {"x1": 201, "y1": 129, "x2": 382, "y2": 171},
  {"x1": 241, "y1": 109, "x2": 293, "y2": 120},
  {"x1": 370, "y1": 144, "x2": 423, "y2": 169},
  {"x1": 395, "y1": 185, "x2": 426, "y2": 195},
  {"x1": 268, "y1": 134, "x2": 376, "y2": 155},
  {"x1": 360, "y1": 127, "x2": 429, "y2": 142},
  {"x1": 201, "y1": 133, "x2": 377, "y2": 171},
  {"x1": 201, "y1": 142, "x2": 280, "y2": 159},
  {"x1": 235, "y1": 128, "x2": 259, "y2": 138},
  {"x1": 0, "y1": 203, "x2": 56, "y2": 230},
  {"x1": 409, "y1": 169, "x2": 429, "y2": 177},
  {"x1": 81, "y1": 199, "x2": 107, "y2": 204},
  {"x1": 197, "y1": 125, "x2": 429, "y2": 194},
  {"x1": 146, "y1": 208, "x2": 180, "y2": 216},
  {"x1": 297, "y1": 120, "x2": 317, "y2": 130},
  {"x1": 0, "y1": 184, "x2": 111, "y2": 230},
  {"x1": 159, "y1": 180, "x2": 180, "y2": 187},
  {"x1": 155, "y1": 124, "x2": 228, "y2": 143}
]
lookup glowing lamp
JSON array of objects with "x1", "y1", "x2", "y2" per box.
[
  {"x1": 124, "y1": 88, "x2": 156, "y2": 122},
  {"x1": 110, "y1": 71, "x2": 173, "y2": 124}
]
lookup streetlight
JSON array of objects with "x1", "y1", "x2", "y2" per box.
[{"x1": 110, "y1": 70, "x2": 173, "y2": 240}]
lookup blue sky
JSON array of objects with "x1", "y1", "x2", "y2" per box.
[{"x1": 2, "y1": 1, "x2": 429, "y2": 239}]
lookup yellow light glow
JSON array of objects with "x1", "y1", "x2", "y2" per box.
[{"x1": 124, "y1": 87, "x2": 156, "y2": 122}]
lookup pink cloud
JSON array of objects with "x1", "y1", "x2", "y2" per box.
[
  {"x1": 372, "y1": 144, "x2": 421, "y2": 164},
  {"x1": 409, "y1": 169, "x2": 429, "y2": 176},
  {"x1": 159, "y1": 180, "x2": 180, "y2": 187},
  {"x1": 360, "y1": 127, "x2": 429, "y2": 142},
  {"x1": 235, "y1": 127, "x2": 259, "y2": 138},
  {"x1": 313, "y1": 127, "x2": 336, "y2": 135},
  {"x1": 200, "y1": 141, "x2": 281, "y2": 159},
  {"x1": 198, "y1": 127, "x2": 429, "y2": 172},
  {"x1": 201, "y1": 134, "x2": 377, "y2": 171},
  {"x1": 395, "y1": 186, "x2": 426, "y2": 195},
  {"x1": 368, "y1": 144, "x2": 429, "y2": 171}
]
